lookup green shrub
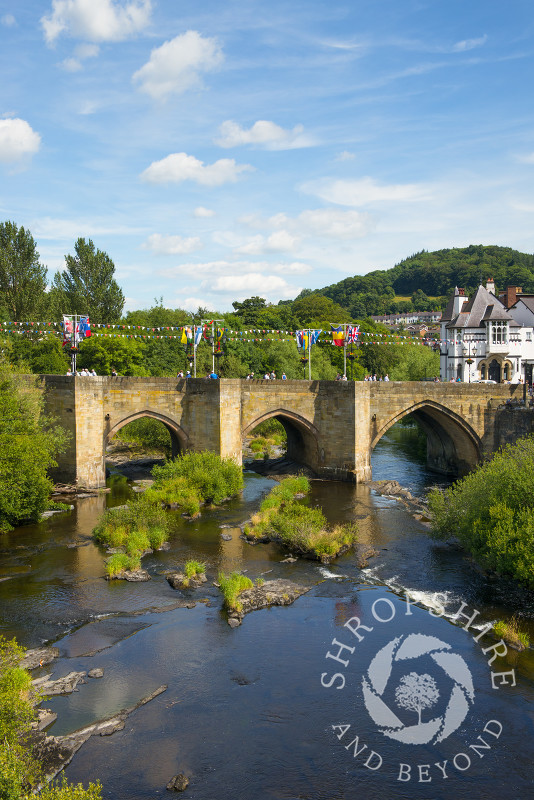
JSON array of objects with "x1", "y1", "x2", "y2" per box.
[
  {"x1": 218, "y1": 571, "x2": 253, "y2": 612},
  {"x1": 39, "y1": 776, "x2": 102, "y2": 800},
  {"x1": 428, "y1": 436, "x2": 534, "y2": 586},
  {"x1": 113, "y1": 417, "x2": 172, "y2": 456},
  {"x1": 93, "y1": 497, "x2": 169, "y2": 567},
  {"x1": 184, "y1": 560, "x2": 205, "y2": 579},
  {"x1": 253, "y1": 418, "x2": 286, "y2": 438},
  {"x1": 105, "y1": 553, "x2": 134, "y2": 576},
  {"x1": 493, "y1": 618, "x2": 530, "y2": 650},
  {"x1": 150, "y1": 451, "x2": 244, "y2": 506}
]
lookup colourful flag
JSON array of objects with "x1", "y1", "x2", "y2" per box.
[
  {"x1": 75, "y1": 316, "x2": 91, "y2": 343},
  {"x1": 194, "y1": 326, "x2": 203, "y2": 347},
  {"x1": 346, "y1": 325, "x2": 360, "y2": 343},
  {"x1": 331, "y1": 324, "x2": 345, "y2": 346},
  {"x1": 62, "y1": 315, "x2": 74, "y2": 348}
]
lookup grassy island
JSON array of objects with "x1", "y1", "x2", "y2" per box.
[
  {"x1": 218, "y1": 571, "x2": 254, "y2": 612},
  {"x1": 93, "y1": 498, "x2": 169, "y2": 576},
  {"x1": 428, "y1": 436, "x2": 534, "y2": 587},
  {"x1": 144, "y1": 451, "x2": 244, "y2": 516},
  {"x1": 244, "y1": 476, "x2": 358, "y2": 562}
]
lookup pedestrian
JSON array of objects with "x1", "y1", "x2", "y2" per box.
[
  {"x1": 341, "y1": 374, "x2": 348, "y2": 381},
  {"x1": 177, "y1": 370, "x2": 184, "y2": 378},
  {"x1": 384, "y1": 374, "x2": 389, "y2": 381},
  {"x1": 209, "y1": 371, "x2": 218, "y2": 379},
  {"x1": 186, "y1": 370, "x2": 191, "y2": 378},
  {"x1": 270, "y1": 371, "x2": 276, "y2": 380},
  {"x1": 90, "y1": 368, "x2": 97, "y2": 376},
  {"x1": 264, "y1": 373, "x2": 270, "y2": 380},
  {"x1": 66, "y1": 369, "x2": 72, "y2": 376},
  {"x1": 282, "y1": 372, "x2": 287, "y2": 380},
  {"x1": 111, "y1": 367, "x2": 118, "y2": 377},
  {"x1": 335, "y1": 373, "x2": 342, "y2": 381}
]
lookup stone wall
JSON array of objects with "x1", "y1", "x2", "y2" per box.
[{"x1": 40, "y1": 376, "x2": 526, "y2": 488}]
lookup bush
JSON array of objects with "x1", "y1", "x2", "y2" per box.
[
  {"x1": 93, "y1": 497, "x2": 169, "y2": 566},
  {"x1": 218, "y1": 571, "x2": 253, "y2": 612},
  {"x1": 105, "y1": 553, "x2": 136, "y2": 577},
  {"x1": 38, "y1": 776, "x2": 102, "y2": 800},
  {"x1": 0, "y1": 367, "x2": 69, "y2": 530},
  {"x1": 113, "y1": 418, "x2": 172, "y2": 456},
  {"x1": 149, "y1": 451, "x2": 243, "y2": 508},
  {"x1": 184, "y1": 560, "x2": 205, "y2": 579},
  {"x1": 493, "y1": 618, "x2": 530, "y2": 650},
  {"x1": 428, "y1": 436, "x2": 534, "y2": 586}
]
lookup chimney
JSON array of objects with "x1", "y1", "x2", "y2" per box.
[
  {"x1": 486, "y1": 278, "x2": 496, "y2": 295},
  {"x1": 452, "y1": 287, "x2": 468, "y2": 316},
  {"x1": 503, "y1": 286, "x2": 518, "y2": 308}
]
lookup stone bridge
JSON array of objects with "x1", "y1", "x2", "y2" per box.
[{"x1": 41, "y1": 376, "x2": 526, "y2": 488}]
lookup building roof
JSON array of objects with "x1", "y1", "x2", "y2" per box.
[
  {"x1": 446, "y1": 284, "x2": 514, "y2": 329},
  {"x1": 441, "y1": 287, "x2": 459, "y2": 322}
]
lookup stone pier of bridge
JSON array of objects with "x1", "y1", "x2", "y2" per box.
[{"x1": 40, "y1": 376, "x2": 525, "y2": 489}]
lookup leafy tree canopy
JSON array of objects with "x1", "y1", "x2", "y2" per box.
[
  {"x1": 0, "y1": 221, "x2": 47, "y2": 320},
  {"x1": 51, "y1": 238, "x2": 124, "y2": 323}
]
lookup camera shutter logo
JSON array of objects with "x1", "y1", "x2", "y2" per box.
[{"x1": 362, "y1": 633, "x2": 475, "y2": 745}]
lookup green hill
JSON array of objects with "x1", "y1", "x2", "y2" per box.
[{"x1": 304, "y1": 245, "x2": 534, "y2": 318}]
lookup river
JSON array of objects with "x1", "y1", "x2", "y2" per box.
[{"x1": 0, "y1": 423, "x2": 533, "y2": 799}]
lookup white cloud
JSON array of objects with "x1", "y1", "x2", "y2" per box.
[
  {"x1": 180, "y1": 297, "x2": 216, "y2": 312},
  {"x1": 0, "y1": 118, "x2": 41, "y2": 164},
  {"x1": 301, "y1": 176, "x2": 430, "y2": 207},
  {"x1": 62, "y1": 42, "x2": 100, "y2": 68},
  {"x1": 240, "y1": 208, "x2": 373, "y2": 240},
  {"x1": 142, "y1": 233, "x2": 202, "y2": 255},
  {"x1": 42, "y1": 0, "x2": 151, "y2": 45},
  {"x1": 141, "y1": 152, "x2": 252, "y2": 186},
  {"x1": 206, "y1": 273, "x2": 298, "y2": 298},
  {"x1": 1, "y1": 14, "x2": 16, "y2": 26},
  {"x1": 517, "y1": 152, "x2": 534, "y2": 165},
  {"x1": 30, "y1": 216, "x2": 141, "y2": 239},
  {"x1": 216, "y1": 120, "x2": 315, "y2": 150},
  {"x1": 133, "y1": 31, "x2": 223, "y2": 100},
  {"x1": 194, "y1": 206, "x2": 215, "y2": 218},
  {"x1": 336, "y1": 150, "x2": 355, "y2": 161},
  {"x1": 234, "y1": 230, "x2": 300, "y2": 255},
  {"x1": 159, "y1": 259, "x2": 311, "y2": 278},
  {"x1": 451, "y1": 35, "x2": 487, "y2": 53}
]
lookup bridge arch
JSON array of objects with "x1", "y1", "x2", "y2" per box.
[
  {"x1": 107, "y1": 409, "x2": 190, "y2": 458},
  {"x1": 242, "y1": 408, "x2": 320, "y2": 474},
  {"x1": 371, "y1": 400, "x2": 482, "y2": 477}
]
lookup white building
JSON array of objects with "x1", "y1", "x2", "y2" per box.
[{"x1": 440, "y1": 282, "x2": 534, "y2": 384}]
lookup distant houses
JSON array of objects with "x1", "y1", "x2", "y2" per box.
[
  {"x1": 370, "y1": 311, "x2": 442, "y2": 326},
  {"x1": 440, "y1": 280, "x2": 534, "y2": 384}
]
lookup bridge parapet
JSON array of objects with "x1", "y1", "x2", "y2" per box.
[{"x1": 39, "y1": 376, "x2": 525, "y2": 488}]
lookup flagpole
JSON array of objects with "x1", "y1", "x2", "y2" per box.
[
  {"x1": 193, "y1": 324, "x2": 197, "y2": 377},
  {"x1": 308, "y1": 328, "x2": 312, "y2": 380},
  {"x1": 343, "y1": 323, "x2": 347, "y2": 377}
]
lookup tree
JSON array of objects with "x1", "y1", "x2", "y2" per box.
[
  {"x1": 232, "y1": 296, "x2": 267, "y2": 325},
  {"x1": 0, "y1": 365, "x2": 69, "y2": 530},
  {"x1": 395, "y1": 672, "x2": 439, "y2": 724},
  {"x1": 51, "y1": 238, "x2": 124, "y2": 323},
  {"x1": 0, "y1": 222, "x2": 47, "y2": 320}
]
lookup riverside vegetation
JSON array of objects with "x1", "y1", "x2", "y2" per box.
[
  {"x1": 243, "y1": 476, "x2": 358, "y2": 562},
  {"x1": 93, "y1": 452, "x2": 243, "y2": 576},
  {"x1": 428, "y1": 436, "x2": 534, "y2": 587},
  {"x1": 0, "y1": 635, "x2": 101, "y2": 800}
]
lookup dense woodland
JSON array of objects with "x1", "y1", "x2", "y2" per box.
[{"x1": 2, "y1": 220, "x2": 533, "y2": 381}]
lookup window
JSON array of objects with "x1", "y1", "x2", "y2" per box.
[
  {"x1": 489, "y1": 321, "x2": 508, "y2": 345},
  {"x1": 527, "y1": 332, "x2": 532, "y2": 342},
  {"x1": 481, "y1": 364, "x2": 486, "y2": 379}
]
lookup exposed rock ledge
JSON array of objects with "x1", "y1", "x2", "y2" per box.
[
  {"x1": 366, "y1": 479, "x2": 430, "y2": 523},
  {"x1": 227, "y1": 579, "x2": 311, "y2": 627},
  {"x1": 166, "y1": 572, "x2": 208, "y2": 591},
  {"x1": 33, "y1": 685, "x2": 167, "y2": 783}
]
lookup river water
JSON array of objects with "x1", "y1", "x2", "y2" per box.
[{"x1": 1, "y1": 424, "x2": 533, "y2": 799}]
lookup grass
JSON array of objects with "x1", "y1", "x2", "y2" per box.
[
  {"x1": 247, "y1": 418, "x2": 287, "y2": 458},
  {"x1": 145, "y1": 451, "x2": 244, "y2": 513},
  {"x1": 105, "y1": 553, "x2": 140, "y2": 577},
  {"x1": 93, "y1": 497, "x2": 169, "y2": 575},
  {"x1": 493, "y1": 618, "x2": 530, "y2": 650},
  {"x1": 218, "y1": 571, "x2": 254, "y2": 612},
  {"x1": 244, "y1": 476, "x2": 358, "y2": 560}
]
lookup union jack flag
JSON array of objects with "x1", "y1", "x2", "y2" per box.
[{"x1": 346, "y1": 325, "x2": 359, "y2": 343}]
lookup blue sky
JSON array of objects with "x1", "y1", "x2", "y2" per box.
[{"x1": 1, "y1": 0, "x2": 533, "y2": 313}]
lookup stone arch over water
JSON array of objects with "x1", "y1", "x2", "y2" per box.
[
  {"x1": 371, "y1": 400, "x2": 481, "y2": 477},
  {"x1": 107, "y1": 409, "x2": 189, "y2": 459},
  {"x1": 242, "y1": 408, "x2": 320, "y2": 474}
]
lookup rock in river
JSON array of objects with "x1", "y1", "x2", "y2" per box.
[{"x1": 227, "y1": 579, "x2": 311, "y2": 626}]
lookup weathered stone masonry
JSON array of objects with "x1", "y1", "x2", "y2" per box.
[{"x1": 40, "y1": 376, "x2": 525, "y2": 489}]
